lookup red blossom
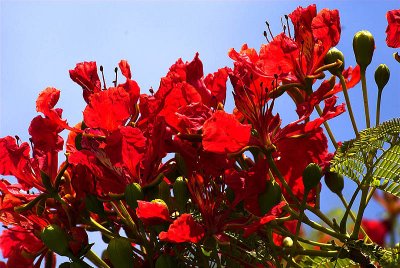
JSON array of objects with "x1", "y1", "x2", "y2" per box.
[
  {"x1": 69, "y1": 61, "x2": 101, "y2": 103},
  {"x1": 83, "y1": 87, "x2": 131, "y2": 132},
  {"x1": 136, "y1": 200, "x2": 170, "y2": 225},
  {"x1": 202, "y1": 110, "x2": 251, "y2": 154},
  {"x1": 0, "y1": 226, "x2": 44, "y2": 267},
  {"x1": 386, "y1": 9, "x2": 400, "y2": 48},
  {"x1": 361, "y1": 219, "x2": 391, "y2": 246},
  {"x1": 159, "y1": 214, "x2": 205, "y2": 243}
]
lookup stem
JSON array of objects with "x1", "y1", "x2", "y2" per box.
[
  {"x1": 376, "y1": 90, "x2": 383, "y2": 126},
  {"x1": 85, "y1": 249, "x2": 111, "y2": 268},
  {"x1": 339, "y1": 193, "x2": 371, "y2": 242},
  {"x1": 266, "y1": 151, "x2": 300, "y2": 206},
  {"x1": 351, "y1": 187, "x2": 369, "y2": 240},
  {"x1": 293, "y1": 191, "x2": 308, "y2": 247},
  {"x1": 360, "y1": 68, "x2": 371, "y2": 129},
  {"x1": 339, "y1": 74, "x2": 359, "y2": 137},
  {"x1": 340, "y1": 185, "x2": 361, "y2": 234},
  {"x1": 88, "y1": 217, "x2": 115, "y2": 239},
  {"x1": 315, "y1": 104, "x2": 338, "y2": 149}
]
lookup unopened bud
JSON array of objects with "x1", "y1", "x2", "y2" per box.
[
  {"x1": 324, "y1": 171, "x2": 344, "y2": 195},
  {"x1": 324, "y1": 47, "x2": 345, "y2": 76},
  {"x1": 258, "y1": 180, "x2": 282, "y2": 215},
  {"x1": 125, "y1": 183, "x2": 144, "y2": 209},
  {"x1": 374, "y1": 64, "x2": 390, "y2": 91},
  {"x1": 353, "y1": 30, "x2": 375, "y2": 70},
  {"x1": 40, "y1": 224, "x2": 70, "y2": 256},
  {"x1": 302, "y1": 163, "x2": 323, "y2": 191},
  {"x1": 283, "y1": 237, "x2": 294, "y2": 247},
  {"x1": 84, "y1": 194, "x2": 105, "y2": 216},
  {"x1": 158, "y1": 180, "x2": 171, "y2": 204},
  {"x1": 107, "y1": 237, "x2": 134, "y2": 268},
  {"x1": 173, "y1": 177, "x2": 189, "y2": 211}
]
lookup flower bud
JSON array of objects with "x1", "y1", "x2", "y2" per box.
[
  {"x1": 155, "y1": 254, "x2": 175, "y2": 268},
  {"x1": 107, "y1": 237, "x2": 134, "y2": 268},
  {"x1": 158, "y1": 180, "x2": 171, "y2": 204},
  {"x1": 173, "y1": 177, "x2": 189, "y2": 211},
  {"x1": 84, "y1": 194, "x2": 105, "y2": 216},
  {"x1": 282, "y1": 237, "x2": 294, "y2": 247},
  {"x1": 125, "y1": 183, "x2": 144, "y2": 209},
  {"x1": 324, "y1": 47, "x2": 345, "y2": 75},
  {"x1": 324, "y1": 171, "x2": 344, "y2": 195},
  {"x1": 302, "y1": 163, "x2": 323, "y2": 191},
  {"x1": 374, "y1": 64, "x2": 390, "y2": 91},
  {"x1": 353, "y1": 30, "x2": 375, "y2": 70},
  {"x1": 258, "y1": 180, "x2": 282, "y2": 215},
  {"x1": 40, "y1": 224, "x2": 70, "y2": 256}
]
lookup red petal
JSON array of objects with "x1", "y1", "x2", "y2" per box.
[
  {"x1": 36, "y1": 87, "x2": 76, "y2": 131},
  {"x1": 69, "y1": 61, "x2": 101, "y2": 103},
  {"x1": 120, "y1": 126, "x2": 146, "y2": 178},
  {"x1": 159, "y1": 214, "x2": 205, "y2": 243},
  {"x1": 202, "y1": 110, "x2": 251, "y2": 154},
  {"x1": 83, "y1": 87, "x2": 131, "y2": 132},
  {"x1": 311, "y1": 8, "x2": 341, "y2": 48},
  {"x1": 386, "y1": 10, "x2": 400, "y2": 48},
  {"x1": 119, "y1": 60, "x2": 132, "y2": 79},
  {"x1": 136, "y1": 200, "x2": 170, "y2": 225}
]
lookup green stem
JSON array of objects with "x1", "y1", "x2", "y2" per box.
[
  {"x1": 376, "y1": 90, "x2": 383, "y2": 126},
  {"x1": 339, "y1": 193, "x2": 371, "y2": 242},
  {"x1": 351, "y1": 187, "x2": 369, "y2": 240},
  {"x1": 340, "y1": 185, "x2": 361, "y2": 234},
  {"x1": 315, "y1": 104, "x2": 338, "y2": 149},
  {"x1": 339, "y1": 74, "x2": 359, "y2": 137},
  {"x1": 88, "y1": 217, "x2": 115, "y2": 239},
  {"x1": 266, "y1": 151, "x2": 300, "y2": 206},
  {"x1": 85, "y1": 249, "x2": 110, "y2": 268},
  {"x1": 360, "y1": 68, "x2": 371, "y2": 129}
]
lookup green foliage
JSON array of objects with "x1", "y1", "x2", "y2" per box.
[
  {"x1": 331, "y1": 118, "x2": 400, "y2": 195},
  {"x1": 298, "y1": 256, "x2": 357, "y2": 268}
]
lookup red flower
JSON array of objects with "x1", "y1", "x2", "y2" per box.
[
  {"x1": 202, "y1": 110, "x2": 251, "y2": 154},
  {"x1": 159, "y1": 214, "x2": 205, "y2": 243},
  {"x1": 361, "y1": 219, "x2": 391, "y2": 246},
  {"x1": 136, "y1": 200, "x2": 170, "y2": 225},
  {"x1": 0, "y1": 226, "x2": 44, "y2": 268},
  {"x1": 69, "y1": 61, "x2": 101, "y2": 103},
  {"x1": 0, "y1": 136, "x2": 44, "y2": 190},
  {"x1": 83, "y1": 87, "x2": 131, "y2": 132},
  {"x1": 386, "y1": 9, "x2": 400, "y2": 48}
]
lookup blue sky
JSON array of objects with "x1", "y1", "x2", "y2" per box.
[{"x1": 1, "y1": 0, "x2": 400, "y2": 265}]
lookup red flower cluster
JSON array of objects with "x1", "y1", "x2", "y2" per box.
[{"x1": 1, "y1": 4, "x2": 397, "y2": 268}]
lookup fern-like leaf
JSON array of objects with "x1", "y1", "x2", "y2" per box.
[{"x1": 331, "y1": 118, "x2": 400, "y2": 196}]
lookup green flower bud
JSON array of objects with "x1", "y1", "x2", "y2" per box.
[
  {"x1": 353, "y1": 30, "x2": 375, "y2": 70},
  {"x1": 302, "y1": 163, "x2": 323, "y2": 191},
  {"x1": 40, "y1": 224, "x2": 70, "y2": 256},
  {"x1": 84, "y1": 194, "x2": 105, "y2": 216},
  {"x1": 125, "y1": 183, "x2": 144, "y2": 209},
  {"x1": 173, "y1": 177, "x2": 189, "y2": 211},
  {"x1": 158, "y1": 180, "x2": 171, "y2": 204},
  {"x1": 324, "y1": 47, "x2": 345, "y2": 75},
  {"x1": 374, "y1": 64, "x2": 390, "y2": 91},
  {"x1": 324, "y1": 171, "x2": 344, "y2": 195},
  {"x1": 282, "y1": 237, "x2": 294, "y2": 247},
  {"x1": 107, "y1": 237, "x2": 134, "y2": 268},
  {"x1": 155, "y1": 254, "x2": 175, "y2": 268},
  {"x1": 175, "y1": 153, "x2": 187, "y2": 177},
  {"x1": 258, "y1": 180, "x2": 282, "y2": 215}
]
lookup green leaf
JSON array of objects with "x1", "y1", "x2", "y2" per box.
[
  {"x1": 330, "y1": 118, "x2": 400, "y2": 195},
  {"x1": 298, "y1": 256, "x2": 356, "y2": 268}
]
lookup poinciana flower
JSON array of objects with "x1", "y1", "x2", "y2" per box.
[
  {"x1": 386, "y1": 9, "x2": 400, "y2": 48},
  {"x1": 229, "y1": 4, "x2": 342, "y2": 106}
]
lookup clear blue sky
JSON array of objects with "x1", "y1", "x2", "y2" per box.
[{"x1": 1, "y1": 0, "x2": 399, "y2": 265}]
